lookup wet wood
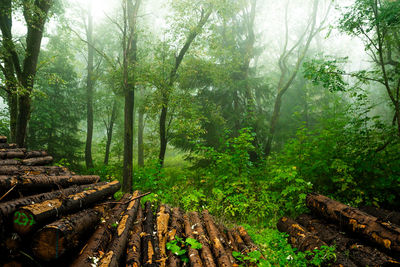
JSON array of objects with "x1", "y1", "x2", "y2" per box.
[
  {"x1": 156, "y1": 205, "x2": 170, "y2": 267},
  {"x1": 24, "y1": 151, "x2": 48, "y2": 159},
  {"x1": 126, "y1": 204, "x2": 143, "y2": 267},
  {"x1": 183, "y1": 213, "x2": 203, "y2": 267},
  {"x1": 0, "y1": 136, "x2": 7, "y2": 143},
  {"x1": 189, "y1": 211, "x2": 217, "y2": 267},
  {"x1": 0, "y1": 143, "x2": 17, "y2": 149},
  {"x1": 0, "y1": 165, "x2": 70, "y2": 176},
  {"x1": 13, "y1": 181, "x2": 120, "y2": 235},
  {"x1": 32, "y1": 208, "x2": 103, "y2": 261},
  {"x1": 21, "y1": 156, "x2": 53, "y2": 166},
  {"x1": 306, "y1": 193, "x2": 400, "y2": 253},
  {"x1": 71, "y1": 193, "x2": 132, "y2": 267},
  {"x1": 0, "y1": 150, "x2": 25, "y2": 159},
  {"x1": 297, "y1": 213, "x2": 399, "y2": 266},
  {"x1": 141, "y1": 201, "x2": 157, "y2": 267},
  {"x1": 360, "y1": 206, "x2": 400, "y2": 227},
  {"x1": 202, "y1": 210, "x2": 232, "y2": 267},
  {"x1": 167, "y1": 207, "x2": 184, "y2": 267},
  {"x1": 97, "y1": 191, "x2": 141, "y2": 267}
]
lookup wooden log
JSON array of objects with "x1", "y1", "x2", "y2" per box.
[
  {"x1": 202, "y1": 210, "x2": 232, "y2": 267},
  {"x1": 189, "y1": 211, "x2": 217, "y2": 267},
  {"x1": 13, "y1": 181, "x2": 120, "y2": 235},
  {"x1": 71, "y1": 194, "x2": 132, "y2": 267},
  {"x1": 167, "y1": 207, "x2": 184, "y2": 267},
  {"x1": 0, "y1": 150, "x2": 25, "y2": 159},
  {"x1": 126, "y1": 204, "x2": 144, "y2": 267},
  {"x1": 141, "y1": 201, "x2": 157, "y2": 267},
  {"x1": 0, "y1": 175, "x2": 100, "y2": 193},
  {"x1": 231, "y1": 228, "x2": 247, "y2": 253},
  {"x1": 0, "y1": 143, "x2": 17, "y2": 149},
  {"x1": 0, "y1": 136, "x2": 7, "y2": 143},
  {"x1": 98, "y1": 191, "x2": 141, "y2": 267},
  {"x1": 237, "y1": 226, "x2": 256, "y2": 250},
  {"x1": 306, "y1": 193, "x2": 400, "y2": 253},
  {"x1": 297, "y1": 213, "x2": 399, "y2": 266},
  {"x1": 183, "y1": 213, "x2": 203, "y2": 267},
  {"x1": 0, "y1": 165, "x2": 70, "y2": 176},
  {"x1": 32, "y1": 207, "x2": 103, "y2": 261},
  {"x1": 216, "y1": 224, "x2": 236, "y2": 265},
  {"x1": 227, "y1": 230, "x2": 239, "y2": 252},
  {"x1": 0, "y1": 159, "x2": 20, "y2": 165},
  {"x1": 156, "y1": 205, "x2": 170, "y2": 267},
  {"x1": 24, "y1": 150, "x2": 48, "y2": 159},
  {"x1": 21, "y1": 156, "x2": 53, "y2": 166},
  {"x1": 360, "y1": 206, "x2": 400, "y2": 227}
]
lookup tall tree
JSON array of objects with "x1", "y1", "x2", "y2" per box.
[
  {"x1": 122, "y1": 0, "x2": 142, "y2": 192},
  {"x1": 264, "y1": 0, "x2": 331, "y2": 156},
  {"x1": 85, "y1": 0, "x2": 95, "y2": 169},
  {"x1": 0, "y1": 0, "x2": 53, "y2": 147}
]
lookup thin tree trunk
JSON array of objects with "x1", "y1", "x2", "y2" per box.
[
  {"x1": 104, "y1": 99, "x2": 117, "y2": 165},
  {"x1": 7, "y1": 93, "x2": 17, "y2": 143},
  {"x1": 138, "y1": 106, "x2": 145, "y2": 167},
  {"x1": 123, "y1": 88, "x2": 134, "y2": 192},
  {"x1": 158, "y1": 104, "x2": 168, "y2": 167},
  {"x1": 85, "y1": 0, "x2": 95, "y2": 169}
]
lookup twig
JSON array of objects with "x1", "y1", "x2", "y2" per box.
[
  {"x1": 100, "y1": 191, "x2": 151, "y2": 205},
  {"x1": 0, "y1": 185, "x2": 17, "y2": 201}
]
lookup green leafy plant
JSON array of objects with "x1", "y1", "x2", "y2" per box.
[{"x1": 166, "y1": 236, "x2": 203, "y2": 263}]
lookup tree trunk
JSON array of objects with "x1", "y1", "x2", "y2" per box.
[
  {"x1": 158, "y1": 105, "x2": 168, "y2": 167},
  {"x1": 13, "y1": 181, "x2": 120, "y2": 235},
  {"x1": 32, "y1": 208, "x2": 103, "y2": 261},
  {"x1": 97, "y1": 191, "x2": 141, "y2": 267},
  {"x1": 138, "y1": 107, "x2": 145, "y2": 167},
  {"x1": 123, "y1": 89, "x2": 134, "y2": 192},
  {"x1": 306, "y1": 193, "x2": 400, "y2": 253},
  {"x1": 16, "y1": 95, "x2": 31, "y2": 148},
  {"x1": 85, "y1": 0, "x2": 95, "y2": 170},
  {"x1": 264, "y1": 90, "x2": 284, "y2": 156},
  {"x1": 104, "y1": 99, "x2": 118, "y2": 165},
  {"x1": 7, "y1": 93, "x2": 17, "y2": 143}
]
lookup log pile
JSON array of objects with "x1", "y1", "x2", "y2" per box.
[
  {"x1": 278, "y1": 192, "x2": 400, "y2": 266},
  {"x1": 0, "y1": 136, "x2": 261, "y2": 266}
]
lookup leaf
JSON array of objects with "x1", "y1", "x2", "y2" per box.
[{"x1": 186, "y1": 237, "x2": 203, "y2": 249}]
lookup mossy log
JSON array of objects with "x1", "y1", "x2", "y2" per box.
[
  {"x1": 98, "y1": 191, "x2": 141, "y2": 267},
  {"x1": 32, "y1": 208, "x2": 103, "y2": 261},
  {"x1": 0, "y1": 175, "x2": 100, "y2": 193},
  {"x1": 13, "y1": 181, "x2": 120, "y2": 235},
  {"x1": 126, "y1": 204, "x2": 144, "y2": 267},
  {"x1": 297, "y1": 213, "x2": 400, "y2": 266},
  {"x1": 156, "y1": 205, "x2": 170, "y2": 267},
  {"x1": 306, "y1": 193, "x2": 400, "y2": 253},
  {"x1": 167, "y1": 207, "x2": 184, "y2": 267},
  {"x1": 202, "y1": 210, "x2": 232, "y2": 267},
  {"x1": 0, "y1": 165, "x2": 70, "y2": 176},
  {"x1": 71, "y1": 194, "x2": 132, "y2": 267},
  {"x1": 183, "y1": 213, "x2": 203, "y2": 267},
  {"x1": 189, "y1": 211, "x2": 217, "y2": 267},
  {"x1": 141, "y1": 201, "x2": 157, "y2": 267}
]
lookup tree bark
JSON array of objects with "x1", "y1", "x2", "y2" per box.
[
  {"x1": 97, "y1": 191, "x2": 141, "y2": 267},
  {"x1": 85, "y1": 0, "x2": 95, "y2": 170},
  {"x1": 138, "y1": 106, "x2": 145, "y2": 167},
  {"x1": 71, "y1": 193, "x2": 132, "y2": 267},
  {"x1": 13, "y1": 181, "x2": 120, "y2": 235},
  {"x1": 141, "y1": 201, "x2": 157, "y2": 267},
  {"x1": 306, "y1": 193, "x2": 400, "y2": 253},
  {"x1": 32, "y1": 208, "x2": 103, "y2": 261},
  {"x1": 126, "y1": 204, "x2": 143, "y2": 267}
]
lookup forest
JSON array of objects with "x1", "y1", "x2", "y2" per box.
[{"x1": 0, "y1": 0, "x2": 400, "y2": 266}]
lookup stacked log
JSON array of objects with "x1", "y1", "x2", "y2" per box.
[
  {"x1": 0, "y1": 136, "x2": 263, "y2": 266},
  {"x1": 278, "y1": 193, "x2": 400, "y2": 266}
]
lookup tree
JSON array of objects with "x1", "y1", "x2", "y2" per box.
[
  {"x1": 0, "y1": 0, "x2": 53, "y2": 146},
  {"x1": 264, "y1": 0, "x2": 331, "y2": 156}
]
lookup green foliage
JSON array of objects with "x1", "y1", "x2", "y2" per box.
[{"x1": 166, "y1": 236, "x2": 202, "y2": 263}]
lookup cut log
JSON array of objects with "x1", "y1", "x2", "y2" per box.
[
  {"x1": 141, "y1": 201, "x2": 157, "y2": 267},
  {"x1": 0, "y1": 136, "x2": 7, "y2": 143},
  {"x1": 0, "y1": 159, "x2": 20, "y2": 166},
  {"x1": 71, "y1": 193, "x2": 132, "y2": 267},
  {"x1": 297, "y1": 213, "x2": 400, "y2": 266},
  {"x1": 0, "y1": 165, "x2": 70, "y2": 176},
  {"x1": 98, "y1": 191, "x2": 141, "y2": 267},
  {"x1": 0, "y1": 143, "x2": 17, "y2": 149},
  {"x1": 0, "y1": 175, "x2": 100, "y2": 193},
  {"x1": 306, "y1": 193, "x2": 400, "y2": 253},
  {"x1": 21, "y1": 156, "x2": 53, "y2": 166},
  {"x1": 360, "y1": 206, "x2": 400, "y2": 227},
  {"x1": 189, "y1": 211, "x2": 217, "y2": 267},
  {"x1": 13, "y1": 181, "x2": 120, "y2": 235},
  {"x1": 126, "y1": 204, "x2": 144, "y2": 267},
  {"x1": 183, "y1": 213, "x2": 203, "y2": 267},
  {"x1": 0, "y1": 151, "x2": 25, "y2": 159},
  {"x1": 24, "y1": 151, "x2": 48, "y2": 159},
  {"x1": 156, "y1": 205, "x2": 170, "y2": 267},
  {"x1": 32, "y1": 207, "x2": 103, "y2": 261},
  {"x1": 167, "y1": 207, "x2": 184, "y2": 267},
  {"x1": 227, "y1": 230, "x2": 239, "y2": 252},
  {"x1": 202, "y1": 210, "x2": 232, "y2": 267}
]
